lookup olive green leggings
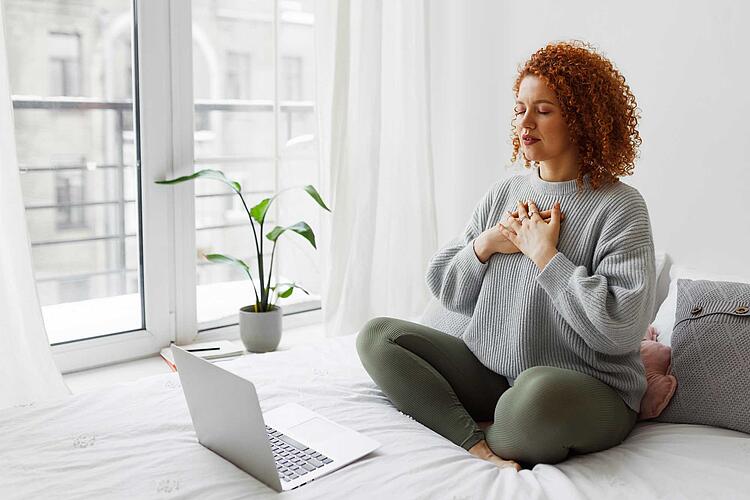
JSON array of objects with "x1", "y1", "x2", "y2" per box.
[{"x1": 356, "y1": 317, "x2": 637, "y2": 467}]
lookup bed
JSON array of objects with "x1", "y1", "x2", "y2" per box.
[{"x1": 2, "y1": 331, "x2": 749, "y2": 500}]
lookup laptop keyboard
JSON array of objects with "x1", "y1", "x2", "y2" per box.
[{"x1": 266, "y1": 425, "x2": 334, "y2": 483}]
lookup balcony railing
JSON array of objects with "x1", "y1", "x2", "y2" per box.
[{"x1": 13, "y1": 95, "x2": 314, "y2": 292}]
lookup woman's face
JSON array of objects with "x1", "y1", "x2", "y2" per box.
[{"x1": 514, "y1": 75, "x2": 576, "y2": 165}]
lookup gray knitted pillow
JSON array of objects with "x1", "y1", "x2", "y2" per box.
[{"x1": 655, "y1": 278, "x2": 750, "y2": 434}]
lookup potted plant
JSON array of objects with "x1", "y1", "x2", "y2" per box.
[{"x1": 156, "y1": 169, "x2": 330, "y2": 352}]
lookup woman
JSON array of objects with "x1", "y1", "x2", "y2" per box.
[{"x1": 356, "y1": 40, "x2": 655, "y2": 470}]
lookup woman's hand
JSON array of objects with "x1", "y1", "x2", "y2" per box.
[
  {"x1": 499, "y1": 200, "x2": 562, "y2": 270},
  {"x1": 473, "y1": 202, "x2": 562, "y2": 263},
  {"x1": 474, "y1": 218, "x2": 522, "y2": 263}
]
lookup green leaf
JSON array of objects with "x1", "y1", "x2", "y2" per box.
[
  {"x1": 271, "y1": 282, "x2": 310, "y2": 299},
  {"x1": 205, "y1": 253, "x2": 250, "y2": 273},
  {"x1": 265, "y1": 221, "x2": 316, "y2": 248},
  {"x1": 266, "y1": 225, "x2": 285, "y2": 242},
  {"x1": 248, "y1": 186, "x2": 328, "y2": 226},
  {"x1": 303, "y1": 185, "x2": 331, "y2": 212},
  {"x1": 287, "y1": 222, "x2": 316, "y2": 248},
  {"x1": 155, "y1": 169, "x2": 241, "y2": 193},
  {"x1": 250, "y1": 198, "x2": 272, "y2": 224}
]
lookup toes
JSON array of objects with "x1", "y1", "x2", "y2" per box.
[{"x1": 501, "y1": 460, "x2": 522, "y2": 471}]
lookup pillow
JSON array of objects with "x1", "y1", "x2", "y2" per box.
[
  {"x1": 652, "y1": 251, "x2": 668, "y2": 311},
  {"x1": 654, "y1": 251, "x2": 667, "y2": 279},
  {"x1": 651, "y1": 265, "x2": 750, "y2": 347},
  {"x1": 638, "y1": 325, "x2": 677, "y2": 420},
  {"x1": 655, "y1": 279, "x2": 750, "y2": 434}
]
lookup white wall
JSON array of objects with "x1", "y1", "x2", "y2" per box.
[{"x1": 430, "y1": 0, "x2": 750, "y2": 276}]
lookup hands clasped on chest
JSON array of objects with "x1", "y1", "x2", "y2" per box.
[{"x1": 473, "y1": 200, "x2": 564, "y2": 271}]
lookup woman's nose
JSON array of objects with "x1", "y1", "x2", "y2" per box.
[{"x1": 518, "y1": 114, "x2": 535, "y2": 131}]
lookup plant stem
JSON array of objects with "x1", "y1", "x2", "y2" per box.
[
  {"x1": 237, "y1": 191, "x2": 266, "y2": 311},
  {"x1": 266, "y1": 240, "x2": 278, "y2": 300},
  {"x1": 257, "y1": 193, "x2": 287, "y2": 311},
  {"x1": 259, "y1": 218, "x2": 266, "y2": 310},
  {"x1": 245, "y1": 269, "x2": 260, "y2": 306}
]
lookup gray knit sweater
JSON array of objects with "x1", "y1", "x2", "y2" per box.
[{"x1": 426, "y1": 166, "x2": 655, "y2": 412}]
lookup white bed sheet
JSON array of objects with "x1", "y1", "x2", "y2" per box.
[{"x1": 2, "y1": 333, "x2": 749, "y2": 500}]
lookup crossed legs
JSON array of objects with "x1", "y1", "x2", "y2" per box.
[{"x1": 356, "y1": 317, "x2": 637, "y2": 468}]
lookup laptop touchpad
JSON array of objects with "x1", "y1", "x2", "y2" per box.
[{"x1": 288, "y1": 417, "x2": 339, "y2": 445}]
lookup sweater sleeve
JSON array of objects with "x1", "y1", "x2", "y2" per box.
[
  {"x1": 535, "y1": 192, "x2": 656, "y2": 356},
  {"x1": 425, "y1": 185, "x2": 497, "y2": 316}
]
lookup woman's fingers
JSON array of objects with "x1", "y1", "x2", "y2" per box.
[
  {"x1": 550, "y1": 201, "x2": 561, "y2": 225},
  {"x1": 497, "y1": 220, "x2": 515, "y2": 235},
  {"x1": 537, "y1": 214, "x2": 564, "y2": 223},
  {"x1": 516, "y1": 200, "x2": 529, "y2": 220},
  {"x1": 507, "y1": 215, "x2": 523, "y2": 231},
  {"x1": 527, "y1": 201, "x2": 543, "y2": 221},
  {"x1": 499, "y1": 225, "x2": 516, "y2": 242},
  {"x1": 509, "y1": 206, "x2": 565, "y2": 223},
  {"x1": 512, "y1": 208, "x2": 556, "y2": 218}
]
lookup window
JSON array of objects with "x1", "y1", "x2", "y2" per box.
[
  {"x1": 3, "y1": 0, "x2": 320, "y2": 372},
  {"x1": 281, "y1": 56, "x2": 302, "y2": 101},
  {"x1": 6, "y1": 0, "x2": 143, "y2": 347},
  {"x1": 192, "y1": 0, "x2": 320, "y2": 331},
  {"x1": 54, "y1": 168, "x2": 87, "y2": 230},
  {"x1": 225, "y1": 51, "x2": 252, "y2": 100},
  {"x1": 55, "y1": 270, "x2": 91, "y2": 305},
  {"x1": 48, "y1": 32, "x2": 82, "y2": 96}
]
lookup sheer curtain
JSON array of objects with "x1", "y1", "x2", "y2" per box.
[
  {"x1": 0, "y1": 5, "x2": 69, "y2": 409},
  {"x1": 315, "y1": 0, "x2": 438, "y2": 336}
]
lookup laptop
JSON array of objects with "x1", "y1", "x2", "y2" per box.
[{"x1": 171, "y1": 345, "x2": 381, "y2": 492}]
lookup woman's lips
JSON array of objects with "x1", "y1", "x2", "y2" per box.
[{"x1": 523, "y1": 137, "x2": 540, "y2": 146}]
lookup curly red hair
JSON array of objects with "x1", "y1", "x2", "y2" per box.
[{"x1": 510, "y1": 40, "x2": 642, "y2": 190}]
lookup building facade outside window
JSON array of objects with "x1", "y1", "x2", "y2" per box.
[
  {"x1": 48, "y1": 32, "x2": 82, "y2": 96},
  {"x1": 54, "y1": 168, "x2": 87, "y2": 230},
  {"x1": 282, "y1": 55, "x2": 302, "y2": 101},
  {"x1": 225, "y1": 51, "x2": 252, "y2": 100}
]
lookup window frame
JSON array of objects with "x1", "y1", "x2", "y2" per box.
[
  {"x1": 51, "y1": 0, "x2": 190, "y2": 372},
  {"x1": 49, "y1": 0, "x2": 321, "y2": 374}
]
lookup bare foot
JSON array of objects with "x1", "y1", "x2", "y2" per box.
[{"x1": 468, "y1": 439, "x2": 522, "y2": 471}]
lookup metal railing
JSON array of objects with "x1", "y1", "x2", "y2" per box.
[{"x1": 13, "y1": 95, "x2": 314, "y2": 288}]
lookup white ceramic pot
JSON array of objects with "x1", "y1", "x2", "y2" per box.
[{"x1": 239, "y1": 305, "x2": 283, "y2": 353}]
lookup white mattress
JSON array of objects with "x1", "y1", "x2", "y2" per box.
[{"x1": 2, "y1": 333, "x2": 749, "y2": 500}]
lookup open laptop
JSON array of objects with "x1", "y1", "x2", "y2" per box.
[{"x1": 171, "y1": 345, "x2": 381, "y2": 492}]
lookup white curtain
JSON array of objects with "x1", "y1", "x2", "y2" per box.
[
  {"x1": 0, "y1": 5, "x2": 70, "y2": 409},
  {"x1": 315, "y1": 0, "x2": 438, "y2": 336}
]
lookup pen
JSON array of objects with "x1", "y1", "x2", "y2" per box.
[{"x1": 186, "y1": 347, "x2": 221, "y2": 352}]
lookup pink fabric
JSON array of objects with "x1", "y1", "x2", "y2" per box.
[{"x1": 637, "y1": 325, "x2": 677, "y2": 420}]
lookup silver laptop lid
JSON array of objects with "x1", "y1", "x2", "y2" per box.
[{"x1": 171, "y1": 346, "x2": 282, "y2": 492}]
